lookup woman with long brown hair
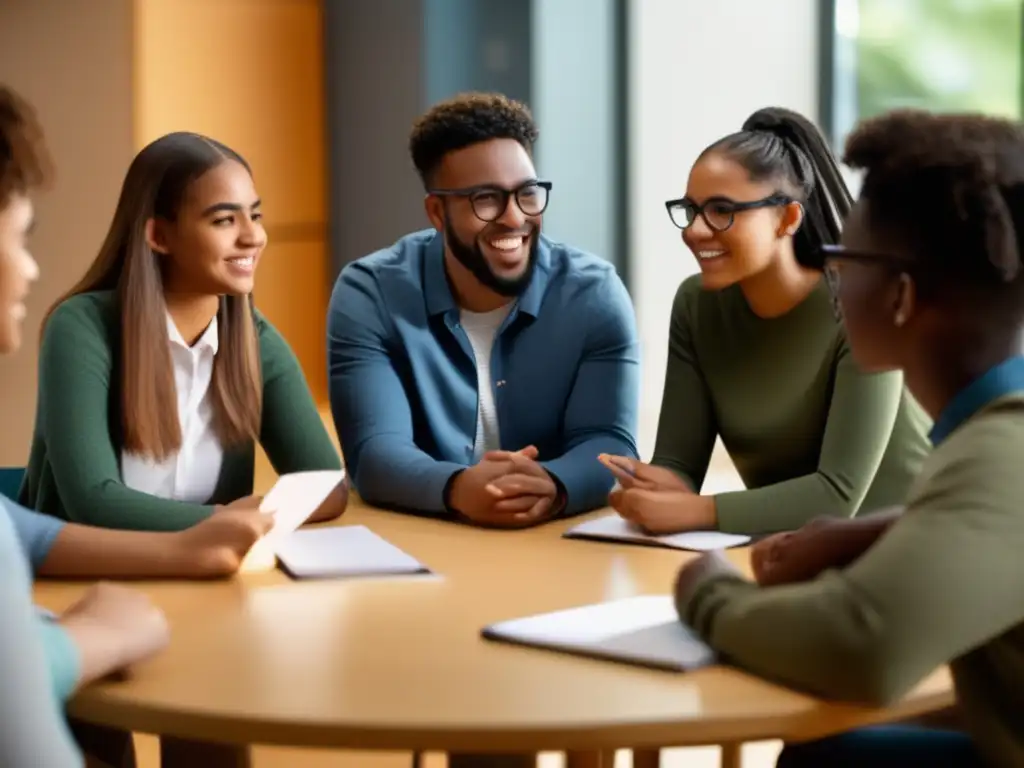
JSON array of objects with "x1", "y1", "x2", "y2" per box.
[{"x1": 22, "y1": 131, "x2": 345, "y2": 531}]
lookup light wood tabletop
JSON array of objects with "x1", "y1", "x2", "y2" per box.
[{"x1": 33, "y1": 501, "x2": 954, "y2": 754}]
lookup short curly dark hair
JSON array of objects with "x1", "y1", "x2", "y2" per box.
[
  {"x1": 0, "y1": 86, "x2": 53, "y2": 205},
  {"x1": 409, "y1": 92, "x2": 538, "y2": 187},
  {"x1": 843, "y1": 110, "x2": 1024, "y2": 309}
]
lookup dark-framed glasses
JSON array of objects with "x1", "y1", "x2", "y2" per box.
[
  {"x1": 664, "y1": 193, "x2": 793, "y2": 232},
  {"x1": 814, "y1": 244, "x2": 917, "y2": 320},
  {"x1": 807, "y1": 244, "x2": 915, "y2": 272},
  {"x1": 429, "y1": 180, "x2": 553, "y2": 222}
]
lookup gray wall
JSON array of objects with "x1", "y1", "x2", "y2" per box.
[
  {"x1": 425, "y1": 0, "x2": 532, "y2": 106},
  {"x1": 324, "y1": 0, "x2": 428, "y2": 278},
  {"x1": 324, "y1": 0, "x2": 625, "y2": 279}
]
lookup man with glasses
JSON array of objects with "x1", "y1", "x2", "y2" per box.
[{"x1": 327, "y1": 92, "x2": 639, "y2": 531}]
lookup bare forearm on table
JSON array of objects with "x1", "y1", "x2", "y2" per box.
[{"x1": 37, "y1": 525, "x2": 195, "y2": 579}]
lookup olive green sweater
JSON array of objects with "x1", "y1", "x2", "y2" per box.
[
  {"x1": 678, "y1": 387, "x2": 1024, "y2": 768},
  {"x1": 21, "y1": 291, "x2": 341, "y2": 531},
  {"x1": 653, "y1": 275, "x2": 931, "y2": 534}
]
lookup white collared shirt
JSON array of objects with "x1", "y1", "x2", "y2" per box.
[{"x1": 120, "y1": 314, "x2": 225, "y2": 502}]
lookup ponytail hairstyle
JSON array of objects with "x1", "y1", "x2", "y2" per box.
[
  {"x1": 701, "y1": 107, "x2": 853, "y2": 269},
  {"x1": 842, "y1": 110, "x2": 1024, "y2": 317}
]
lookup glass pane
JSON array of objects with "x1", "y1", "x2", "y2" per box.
[{"x1": 832, "y1": 0, "x2": 1023, "y2": 150}]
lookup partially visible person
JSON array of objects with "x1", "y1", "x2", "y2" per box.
[
  {"x1": 0, "y1": 510, "x2": 82, "y2": 767},
  {"x1": 675, "y1": 109, "x2": 1024, "y2": 767},
  {"x1": 8, "y1": 491, "x2": 271, "y2": 768},
  {"x1": 601, "y1": 107, "x2": 930, "y2": 536},
  {"x1": 329, "y1": 92, "x2": 639, "y2": 529},
  {"x1": 23, "y1": 131, "x2": 347, "y2": 531},
  {"x1": 0, "y1": 83, "x2": 168, "y2": 768}
]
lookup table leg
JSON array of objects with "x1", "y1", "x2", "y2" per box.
[
  {"x1": 632, "y1": 747, "x2": 661, "y2": 768},
  {"x1": 565, "y1": 750, "x2": 617, "y2": 768},
  {"x1": 159, "y1": 737, "x2": 251, "y2": 768},
  {"x1": 69, "y1": 720, "x2": 137, "y2": 768},
  {"x1": 447, "y1": 753, "x2": 536, "y2": 768},
  {"x1": 720, "y1": 742, "x2": 742, "y2": 768}
]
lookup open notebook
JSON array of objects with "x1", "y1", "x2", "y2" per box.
[
  {"x1": 482, "y1": 595, "x2": 716, "y2": 672},
  {"x1": 275, "y1": 525, "x2": 433, "y2": 580},
  {"x1": 240, "y1": 469, "x2": 346, "y2": 572},
  {"x1": 564, "y1": 514, "x2": 751, "y2": 552}
]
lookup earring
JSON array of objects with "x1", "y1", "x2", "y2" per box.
[{"x1": 894, "y1": 311, "x2": 906, "y2": 327}]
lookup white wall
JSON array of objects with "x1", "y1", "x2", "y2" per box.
[{"x1": 628, "y1": 0, "x2": 820, "y2": 458}]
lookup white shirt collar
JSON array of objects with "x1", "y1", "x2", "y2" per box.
[{"x1": 166, "y1": 312, "x2": 219, "y2": 354}]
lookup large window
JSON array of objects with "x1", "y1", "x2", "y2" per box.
[{"x1": 824, "y1": 0, "x2": 1024, "y2": 152}]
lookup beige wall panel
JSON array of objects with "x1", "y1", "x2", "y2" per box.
[{"x1": 0, "y1": 0, "x2": 135, "y2": 463}]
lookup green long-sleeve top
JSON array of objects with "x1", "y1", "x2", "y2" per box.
[
  {"x1": 677, "y1": 381, "x2": 1024, "y2": 768},
  {"x1": 22, "y1": 290, "x2": 341, "y2": 531},
  {"x1": 653, "y1": 275, "x2": 931, "y2": 534}
]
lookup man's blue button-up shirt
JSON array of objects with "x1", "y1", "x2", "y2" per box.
[{"x1": 327, "y1": 229, "x2": 640, "y2": 516}]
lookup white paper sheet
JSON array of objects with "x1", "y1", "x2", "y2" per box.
[
  {"x1": 483, "y1": 595, "x2": 716, "y2": 671},
  {"x1": 261, "y1": 470, "x2": 345, "y2": 536},
  {"x1": 240, "y1": 469, "x2": 346, "y2": 572},
  {"x1": 564, "y1": 514, "x2": 750, "y2": 551},
  {"x1": 275, "y1": 525, "x2": 431, "y2": 579}
]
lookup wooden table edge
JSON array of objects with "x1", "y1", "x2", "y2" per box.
[{"x1": 67, "y1": 684, "x2": 955, "y2": 752}]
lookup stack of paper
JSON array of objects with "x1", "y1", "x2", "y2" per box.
[
  {"x1": 482, "y1": 595, "x2": 716, "y2": 671},
  {"x1": 564, "y1": 514, "x2": 751, "y2": 551},
  {"x1": 275, "y1": 525, "x2": 432, "y2": 580}
]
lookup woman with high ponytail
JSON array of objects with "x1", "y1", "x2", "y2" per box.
[
  {"x1": 673, "y1": 108, "x2": 1024, "y2": 768},
  {"x1": 600, "y1": 107, "x2": 931, "y2": 536}
]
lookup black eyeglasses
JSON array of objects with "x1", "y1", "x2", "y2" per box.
[
  {"x1": 815, "y1": 245, "x2": 917, "y2": 320},
  {"x1": 429, "y1": 180, "x2": 552, "y2": 222},
  {"x1": 664, "y1": 193, "x2": 793, "y2": 232},
  {"x1": 807, "y1": 244, "x2": 915, "y2": 272}
]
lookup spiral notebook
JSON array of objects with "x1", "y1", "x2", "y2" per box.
[
  {"x1": 481, "y1": 595, "x2": 716, "y2": 672},
  {"x1": 564, "y1": 514, "x2": 751, "y2": 552}
]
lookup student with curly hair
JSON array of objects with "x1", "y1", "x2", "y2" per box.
[
  {"x1": 601, "y1": 107, "x2": 931, "y2": 537},
  {"x1": 674, "y1": 109, "x2": 1024, "y2": 767},
  {"x1": 0, "y1": 84, "x2": 169, "y2": 768},
  {"x1": 328, "y1": 92, "x2": 639, "y2": 530}
]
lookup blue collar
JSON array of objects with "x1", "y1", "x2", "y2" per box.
[
  {"x1": 423, "y1": 230, "x2": 551, "y2": 319},
  {"x1": 929, "y1": 355, "x2": 1024, "y2": 445}
]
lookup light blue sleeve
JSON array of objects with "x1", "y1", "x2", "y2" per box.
[
  {"x1": 0, "y1": 505, "x2": 82, "y2": 766},
  {"x1": 1, "y1": 494, "x2": 66, "y2": 570},
  {"x1": 36, "y1": 613, "x2": 82, "y2": 702}
]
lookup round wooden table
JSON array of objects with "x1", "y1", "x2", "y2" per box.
[{"x1": 34, "y1": 502, "x2": 953, "y2": 758}]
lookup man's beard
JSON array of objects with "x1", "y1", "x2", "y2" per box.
[{"x1": 444, "y1": 225, "x2": 538, "y2": 298}]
